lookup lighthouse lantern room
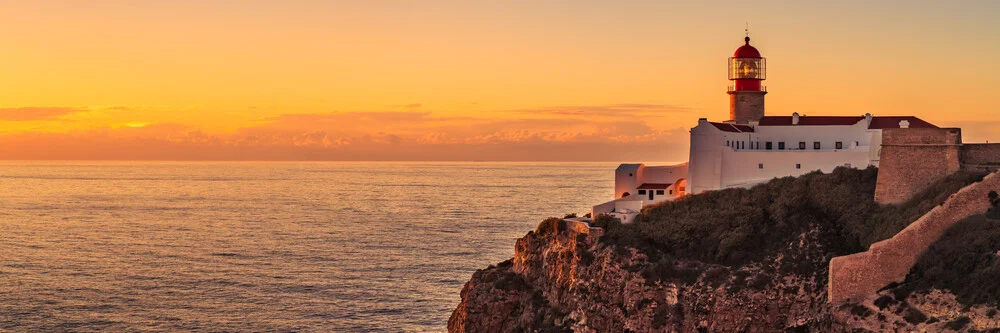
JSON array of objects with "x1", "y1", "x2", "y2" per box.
[{"x1": 727, "y1": 36, "x2": 767, "y2": 124}]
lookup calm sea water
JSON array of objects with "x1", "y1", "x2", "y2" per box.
[{"x1": 0, "y1": 161, "x2": 620, "y2": 332}]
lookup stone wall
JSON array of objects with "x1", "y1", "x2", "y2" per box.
[
  {"x1": 829, "y1": 171, "x2": 1000, "y2": 304},
  {"x1": 874, "y1": 128, "x2": 962, "y2": 204},
  {"x1": 728, "y1": 90, "x2": 765, "y2": 123},
  {"x1": 961, "y1": 143, "x2": 1000, "y2": 172}
]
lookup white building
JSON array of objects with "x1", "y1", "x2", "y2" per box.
[{"x1": 591, "y1": 36, "x2": 938, "y2": 222}]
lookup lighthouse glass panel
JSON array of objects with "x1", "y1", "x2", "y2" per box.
[{"x1": 728, "y1": 57, "x2": 766, "y2": 80}]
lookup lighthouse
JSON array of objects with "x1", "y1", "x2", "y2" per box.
[{"x1": 728, "y1": 36, "x2": 766, "y2": 124}]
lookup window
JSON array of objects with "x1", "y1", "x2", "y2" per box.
[
  {"x1": 628, "y1": 173, "x2": 632, "y2": 177},
  {"x1": 669, "y1": 189, "x2": 673, "y2": 195},
  {"x1": 758, "y1": 163, "x2": 764, "y2": 169},
  {"x1": 726, "y1": 140, "x2": 730, "y2": 147},
  {"x1": 814, "y1": 141, "x2": 821, "y2": 150},
  {"x1": 835, "y1": 141, "x2": 843, "y2": 149},
  {"x1": 796, "y1": 163, "x2": 801, "y2": 169},
  {"x1": 656, "y1": 190, "x2": 665, "y2": 195},
  {"x1": 855, "y1": 141, "x2": 859, "y2": 146},
  {"x1": 765, "y1": 141, "x2": 773, "y2": 150},
  {"x1": 740, "y1": 96, "x2": 745, "y2": 102},
  {"x1": 638, "y1": 190, "x2": 646, "y2": 195},
  {"x1": 799, "y1": 141, "x2": 806, "y2": 150},
  {"x1": 778, "y1": 142, "x2": 785, "y2": 150}
]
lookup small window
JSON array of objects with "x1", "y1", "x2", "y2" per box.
[
  {"x1": 796, "y1": 163, "x2": 801, "y2": 169},
  {"x1": 758, "y1": 163, "x2": 764, "y2": 169},
  {"x1": 765, "y1": 141, "x2": 773, "y2": 150},
  {"x1": 669, "y1": 189, "x2": 673, "y2": 195},
  {"x1": 726, "y1": 140, "x2": 730, "y2": 147},
  {"x1": 813, "y1": 142, "x2": 821, "y2": 150},
  {"x1": 740, "y1": 96, "x2": 745, "y2": 102},
  {"x1": 637, "y1": 190, "x2": 646, "y2": 195},
  {"x1": 798, "y1": 141, "x2": 806, "y2": 150},
  {"x1": 835, "y1": 141, "x2": 843, "y2": 149},
  {"x1": 778, "y1": 142, "x2": 785, "y2": 150},
  {"x1": 629, "y1": 173, "x2": 633, "y2": 177},
  {"x1": 656, "y1": 190, "x2": 665, "y2": 195},
  {"x1": 855, "y1": 141, "x2": 859, "y2": 146}
]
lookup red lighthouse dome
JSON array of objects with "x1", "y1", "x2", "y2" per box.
[
  {"x1": 728, "y1": 36, "x2": 765, "y2": 91},
  {"x1": 733, "y1": 37, "x2": 761, "y2": 58}
]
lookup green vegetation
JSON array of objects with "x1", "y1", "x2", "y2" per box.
[
  {"x1": 896, "y1": 213, "x2": 1000, "y2": 307},
  {"x1": 597, "y1": 167, "x2": 986, "y2": 266},
  {"x1": 536, "y1": 217, "x2": 567, "y2": 235}
]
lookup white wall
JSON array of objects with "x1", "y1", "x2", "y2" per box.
[
  {"x1": 688, "y1": 119, "x2": 725, "y2": 194},
  {"x1": 613, "y1": 162, "x2": 687, "y2": 201},
  {"x1": 642, "y1": 163, "x2": 688, "y2": 184},
  {"x1": 689, "y1": 117, "x2": 883, "y2": 193},
  {"x1": 719, "y1": 149, "x2": 872, "y2": 188},
  {"x1": 591, "y1": 198, "x2": 645, "y2": 224},
  {"x1": 614, "y1": 164, "x2": 643, "y2": 199}
]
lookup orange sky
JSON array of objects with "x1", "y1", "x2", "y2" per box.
[{"x1": 0, "y1": 1, "x2": 997, "y2": 161}]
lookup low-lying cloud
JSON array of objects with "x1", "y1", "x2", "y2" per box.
[
  {"x1": 0, "y1": 104, "x2": 693, "y2": 161},
  {"x1": 0, "y1": 107, "x2": 86, "y2": 121}
]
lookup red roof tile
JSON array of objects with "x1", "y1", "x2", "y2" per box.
[
  {"x1": 757, "y1": 115, "x2": 938, "y2": 129},
  {"x1": 758, "y1": 116, "x2": 864, "y2": 126},
  {"x1": 637, "y1": 183, "x2": 672, "y2": 189},
  {"x1": 710, "y1": 122, "x2": 755, "y2": 132},
  {"x1": 867, "y1": 116, "x2": 938, "y2": 129}
]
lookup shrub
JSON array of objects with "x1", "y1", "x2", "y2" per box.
[
  {"x1": 896, "y1": 214, "x2": 1000, "y2": 307},
  {"x1": 944, "y1": 316, "x2": 971, "y2": 330},
  {"x1": 536, "y1": 217, "x2": 567, "y2": 235},
  {"x1": 597, "y1": 167, "x2": 985, "y2": 267},
  {"x1": 590, "y1": 214, "x2": 622, "y2": 230},
  {"x1": 564, "y1": 213, "x2": 578, "y2": 219}
]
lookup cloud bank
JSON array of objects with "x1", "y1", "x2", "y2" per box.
[{"x1": 0, "y1": 104, "x2": 693, "y2": 161}]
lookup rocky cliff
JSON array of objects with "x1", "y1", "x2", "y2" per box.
[{"x1": 449, "y1": 168, "x2": 1000, "y2": 332}]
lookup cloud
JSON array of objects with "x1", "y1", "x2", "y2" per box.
[
  {"x1": 508, "y1": 104, "x2": 692, "y2": 118},
  {"x1": 0, "y1": 107, "x2": 86, "y2": 121},
  {"x1": 0, "y1": 103, "x2": 695, "y2": 161}
]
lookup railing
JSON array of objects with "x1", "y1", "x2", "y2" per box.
[{"x1": 727, "y1": 85, "x2": 767, "y2": 92}]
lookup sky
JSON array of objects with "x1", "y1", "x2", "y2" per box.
[{"x1": 0, "y1": 0, "x2": 997, "y2": 161}]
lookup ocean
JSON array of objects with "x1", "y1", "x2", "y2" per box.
[{"x1": 0, "y1": 161, "x2": 620, "y2": 332}]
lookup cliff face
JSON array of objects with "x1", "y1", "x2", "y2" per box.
[
  {"x1": 449, "y1": 218, "x2": 1000, "y2": 333},
  {"x1": 450, "y1": 169, "x2": 1000, "y2": 332},
  {"x1": 450, "y1": 221, "x2": 837, "y2": 332}
]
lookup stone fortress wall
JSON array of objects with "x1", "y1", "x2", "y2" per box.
[
  {"x1": 830, "y1": 127, "x2": 1000, "y2": 303},
  {"x1": 829, "y1": 170, "x2": 1000, "y2": 303},
  {"x1": 873, "y1": 128, "x2": 962, "y2": 204},
  {"x1": 961, "y1": 143, "x2": 1000, "y2": 171}
]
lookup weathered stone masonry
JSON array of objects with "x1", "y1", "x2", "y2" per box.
[
  {"x1": 873, "y1": 128, "x2": 962, "y2": 205},
  {"x1": 829, "y1": 171, "x2": 1000, "y2": 303},
  {"x1": 830, "y1": 127, "x2": 1000, "y2": 303}
]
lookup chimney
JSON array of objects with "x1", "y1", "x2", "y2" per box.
[
  {"x1": 899, "y1": 120, "x2": 910, "y2": 129},
  {"x1": 865, "y1": 113, "x2": 873, "y2": 126},
  {"x1": 792, "y1": 112, "x2": 800, "y2": 125}
]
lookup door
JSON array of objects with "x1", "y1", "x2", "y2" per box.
[{"x1": 648, "y1": 190, "x2": 654, "y2": 200}]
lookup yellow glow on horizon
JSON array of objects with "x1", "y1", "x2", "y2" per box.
[{"x1": 0, "y1": 1, "x2": 996, "y2": 160}]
